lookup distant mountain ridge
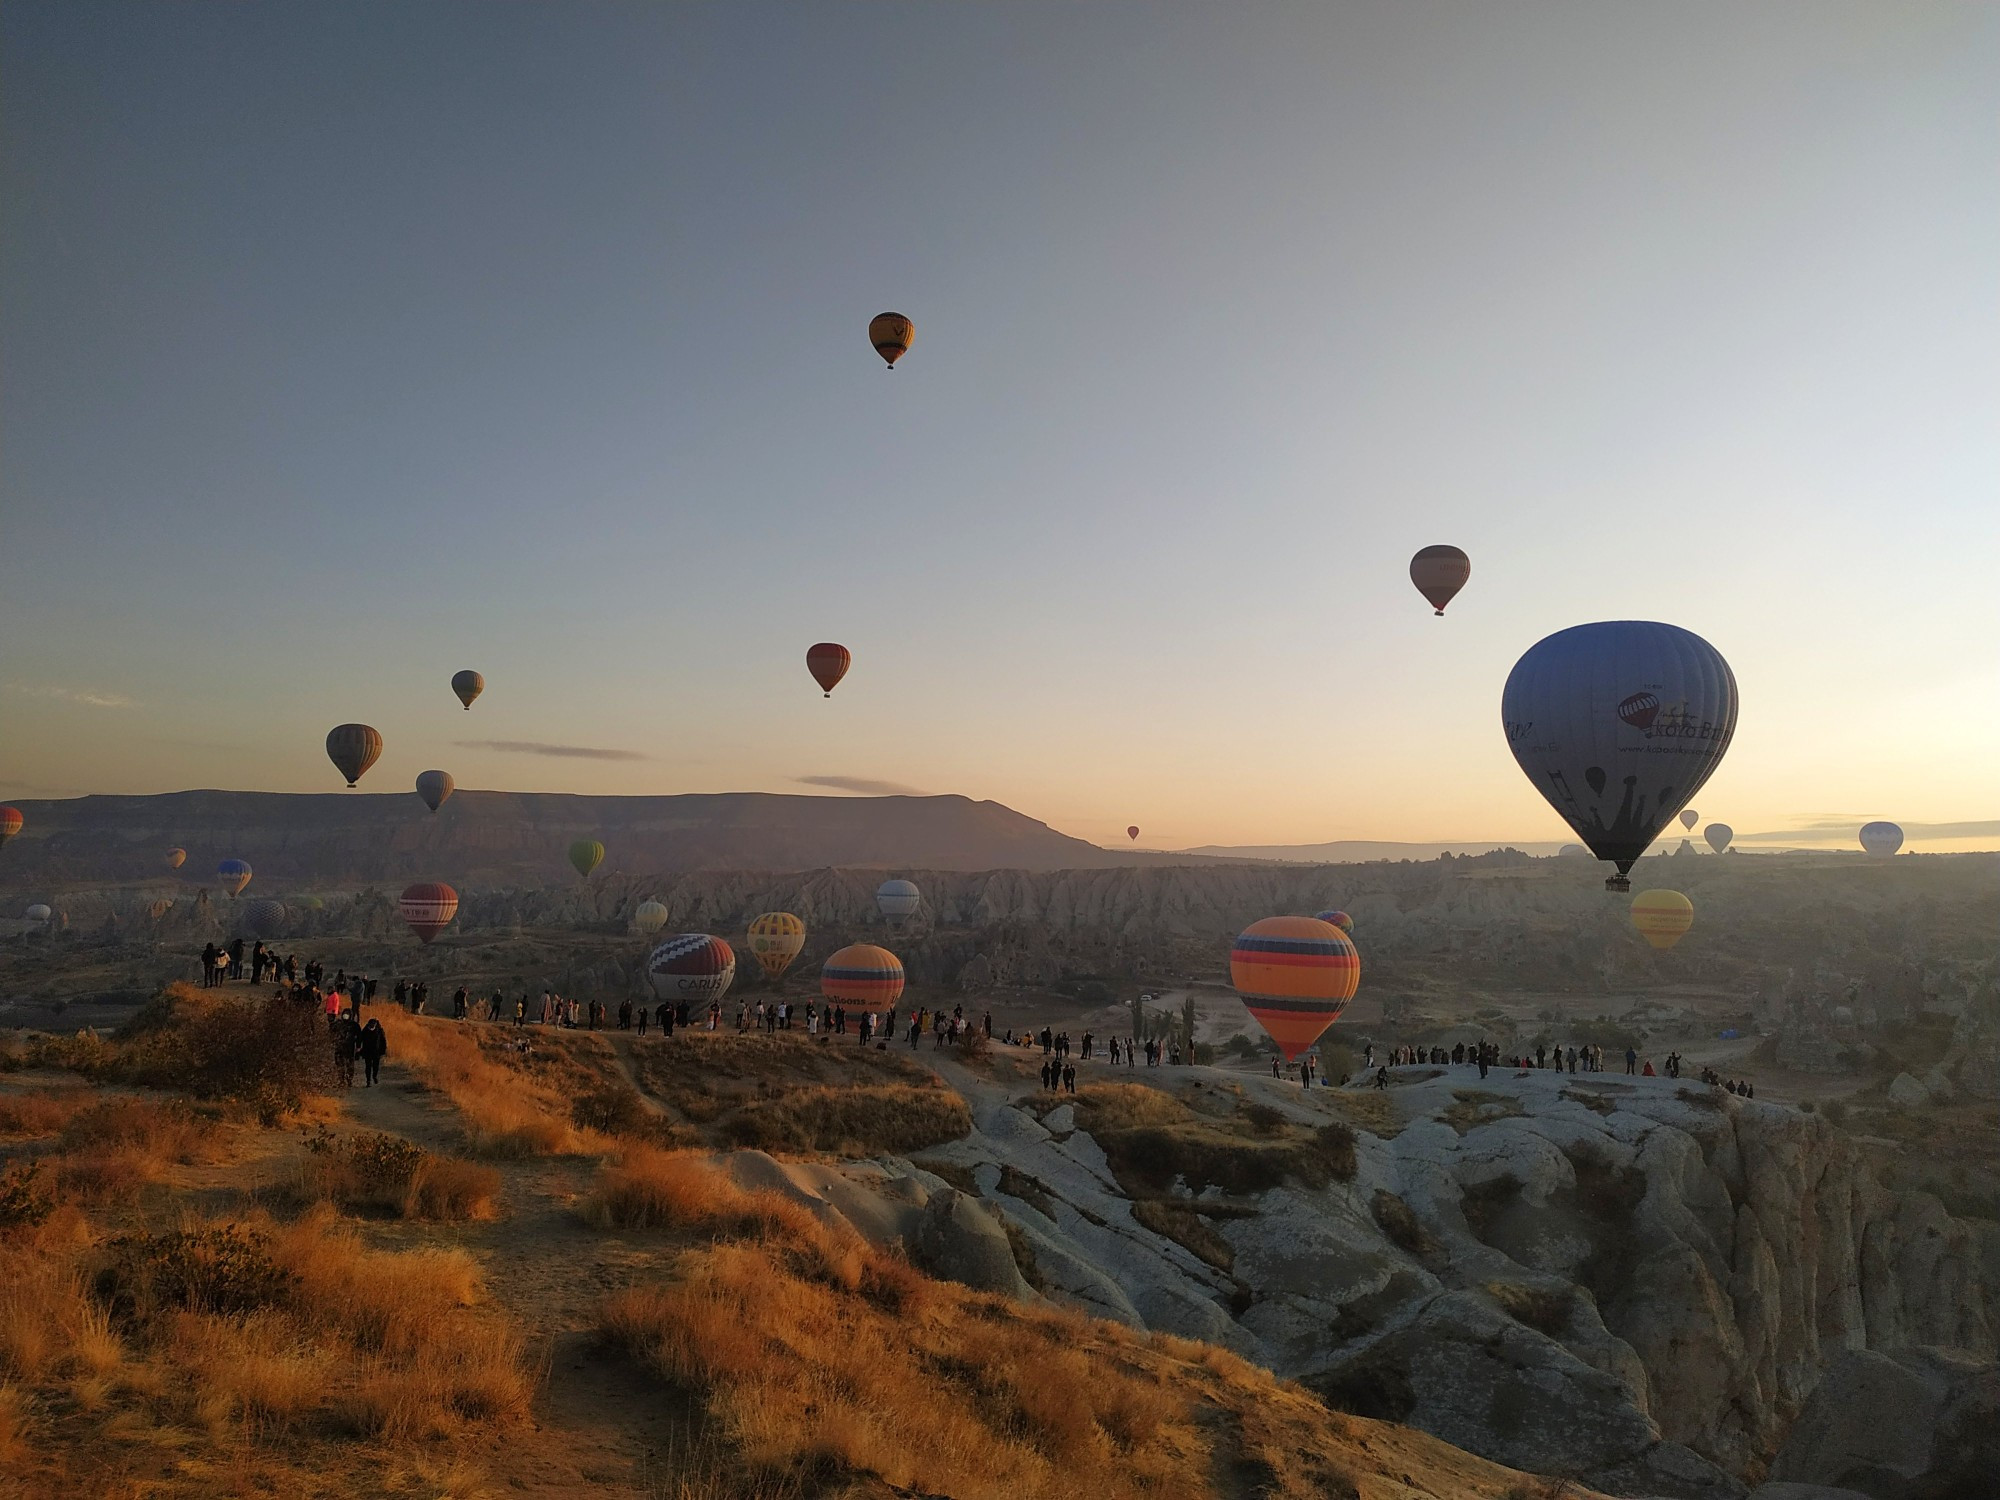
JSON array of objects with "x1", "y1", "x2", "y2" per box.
[
  {"x1": 1183, "y1": 838, "x2": 1571, "y2": 862},
  {"x1": 0, "y1": 789, "x2": 1154, "y2": 886}
]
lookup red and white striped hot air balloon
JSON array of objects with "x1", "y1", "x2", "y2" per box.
[{"x1": 398, "y1": 882, "x2": 459, "y2": 945}]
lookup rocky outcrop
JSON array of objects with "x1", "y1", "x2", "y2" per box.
[
  {"x1": 904, "y1": 1065, "x2": 1993, "y2": 1497},
  {"x1": 1766, "y1": 1347, "x2": 1999, "y2": 1499}
]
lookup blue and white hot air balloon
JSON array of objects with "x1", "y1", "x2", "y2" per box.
[
  {"x1": 1503, "y1": 621, "x2": 1738, "y2": 893},
  {"x1": 1859, "y1": 821, "x2": 1903, "y2": 858},
  {"x1": 876, "y1": 878, "x2": 921, "y2": 920}
]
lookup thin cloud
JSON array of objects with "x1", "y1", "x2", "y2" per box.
[
  {"x1": 8, "y1": 683, "x2": 134, "y2": 709},
  {"x1": 454, "y1": 740, "x2": 649, "y2": 762},
  {"x1": 1735, "y1": 818, "x2": 2000, "y2": 842},
  {"x1": 795, "y1": 775, "x2": 924, "y2": 796}
]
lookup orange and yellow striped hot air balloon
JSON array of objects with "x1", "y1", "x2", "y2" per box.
[
  {"x1": 0, "y1": 807, "x2": 22, "y2": 849},
  {"x1": 1229, "y1": 916, "x2": 1360, "y2": 1060},
  {"x1": 1630, "y1": 890, "x2": 1693, "y2": 950},
  {"x1": 821, "y1": 943, "x2": 904, "y2": 1011}
]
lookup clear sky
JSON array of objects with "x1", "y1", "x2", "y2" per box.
[{"x1": 3, "y1": 2, "x2": 1996, "y2": 852}]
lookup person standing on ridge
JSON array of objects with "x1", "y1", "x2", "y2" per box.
[{"x1": 358, "y1": 1017, "x2": 388, "y2": 1087}]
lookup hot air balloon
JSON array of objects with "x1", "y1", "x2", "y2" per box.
[
  {"x1": 0, "y1": 807, "x2": 21, "y2": 849},
  {"x1": 398, "y1": 882, "x2": 459, "y2": 944},
  {"x1": 24, "y1": 903, "x2": 51, "y2": 924},
  {"x1": 1229, "y1": 916, "x2": 1360, "y2": 1060},
  {"x1": 1630, "y1": 889, "x2": 1693, "y2": 950},
  {"x1": 1679, "y1": 809, "x2": 1699, "y2": 831},
  {"x1": 1559, "y1": 844, "x2": 1591, "y2": 859},
  {"x1": 1502, "y1": 621, "x2": 1738, "y2": 892},
  {"x1": 243, "y1": 899, "x2": 288, "y2": 938},
  {"x1": 147, "y1": 899, "x2": 175, "y2": 920},
  {"x1": 569, "y1": 839, "x2": 605, "y2": 879},
  {"x1": 451, "y1": 670, "x2": 484, "y2": 710},
  {"x1": 821, "y1": 943, "x2": 904, "y2": 1011},
  {"x1": 1409, "y1": 545, "x2": 1471, "y2": 616},
  {"x1": 217, "y1": 859, "x2": 253, "y2": 897},
  {"x1": 647, "y1": 934, "x2": 736, "y2": 1005},
  {"x1": 1859, "y1": 821, "x2": 1903, "y2": 858},
  {"x1": 876, "y1": 878, "x2": 920, "y2": 920},
  {"x1": 807, "y1": 643, "x2": 851, "y2": 697},
  {"x1": 1313, "y1": 910, "x2": 1353, "y2": 933},
  {"x1": 165, "y1": 847, "x2": 187, "y2": 870},
  {"x1": 416, "y1": 770, "x2": 455, "y2": 813},
  {"x1": 747, "y1": 912, "x2": 807, "y2": 982},
  {"x1": 325, "y1": 724, "x2": 383, "y2": 787},
  {"x1": 1127, "y1": 826, "x2": 1140, "y2": 842},
  {"x1": 1704, "y1": 824, "x2": 1733, "y2": 854},
  {"x1": 868, "y1": 312, "x2": 913, "y2": 369},
  {"x1": 634, "y1": 900, "x2": 670, "y2": 935},
  {"x1": 294, "y1": 894, "x2": 326, "y2": 912}
]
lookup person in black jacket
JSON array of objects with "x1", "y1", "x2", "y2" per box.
[{"x1": 358, "y1": 1018, "x2": 388, "y2": 1087}]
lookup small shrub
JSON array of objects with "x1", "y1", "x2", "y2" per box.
[
  {"x1": 297, "y1": 1129, "x2": 499, "y2": 1221},
  {"x1": 0, "y1": 1163, "x2": 54, "y2": 1231},
  {"x1": 1240, "y1": 1102, "x2": 1287, "y2": 1137},
  {"x1": 1484, "y1": 1279, "x2": 1572, "y2": 1336},
  {"x1": 96, "y1": 1225, "x2": 296, "y2": 1323},
  {"x1": 1370, "y1": 1190, "x2": 1437, "y2": 1258}
]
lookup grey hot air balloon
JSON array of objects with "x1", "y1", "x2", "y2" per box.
[
  {"x1": 1502, "y1": 621, "x2": 1738, "y2": 893},
  {"x1": 416, "y1": 770, "x2": 455, "y2": 813},
  {"x1": 1859, "y1": 821, "x2": 1903, "y2": 858},
  {"x1": 451, "y1": 670, "x2": 484, "y2": 710},
  {"x1": 325, "y1": 723, "x2": 383, "y2": 787},
  {"x1": 1704, "y1": 823, "x2": 1733, "y2": 853},
  {"x1": 876, "y1": 878, "x2": 920, "y2": 919}
]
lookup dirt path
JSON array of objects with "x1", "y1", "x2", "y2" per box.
[{"x1": 338, "y1": 1055, "x2": 692, "y2": 1498}]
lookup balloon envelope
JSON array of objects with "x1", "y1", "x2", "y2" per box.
[
  {"x1": 868, "y1": 312, "x2": 913, "y2": 368},
  {"x1": 398, "y1": 883, "x2": 459, "y2": 944},
  {"x1": 243, "y1": 898, "x2": 288, "y2": 937},
  {"x1": 1704, "y1": 824, "x2": 1733, "y2": 854},
  {"x1": 325, "y1": 724, "x2": 383, "y2": 787},
  {"x1": 1630, "y1": 889, "x2": 1693, "y2": 950},
  {"x1": 647, "y1": 934, "x2": 736, "y2": 1005},
  {"x1": 807, "y1": 643, "x2": 851, "y2": 697},
  {"x1": 1680, "y1": 809, "x2": 1699, "y2": 830},
  {"x1": 1313, "y1": 910, "x2": 1353, "y2": 932},
  {"x1": 1127, "y1": 826, "x2": 1140, "y2": 841},
  {"x1": 451, "y1": 670, "x2": 484, "y2": 710},
  {"x1": 24, "y1": 904, "x2": 51, "y2": 923},
  {"x1": 416, "y1": 770, "x2": 455, "y2": 813},
  {"x1": 1859, "y1": 821, "x2": 1903, "y2": 858},
  {"x1": 1230, "y1": 916, "x2": 1360, "y2": 1060},
  {"x1": 1502, "y1": 621, "x2": 1738, "y2": 891},
  {"x1": 634, "y1": 900, "x2": 670, "y2": 935},
  {"x1": 165, "y1": 847, "x2": 187, "y2": 870},
  {"x1": 217, "y1": 859, "x2": 253, "y2": 897},
  {"x1": 747, "y1": 912, "x2": 807, "y2": 981},
  {"x1": 821, "y1": 943, "x2": 904, "y2": 1011},
  {"x1": 569, "y1": 840, "x2": 605, "y2": 879},
  {"x1": 876, "y1": 878, "x2": 920, "y2": 919},
  {"x1": 1409, "y1": 545, "x2": 1471, "y2": 615},
  {"x1": 0, "y1": 807, "x2": 21, "y2": 846}
]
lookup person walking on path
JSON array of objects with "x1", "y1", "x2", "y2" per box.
[
  {"x1": 1625, "y1": 1047, "x2": 1638, "y2": 1076},
  {"x1": 358, "y1": 1018, "x2": 388, "y2": 1087}
]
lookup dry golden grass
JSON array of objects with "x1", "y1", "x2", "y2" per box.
[
  {"x1": 293, "y1": 1129, "x2": 502, "y2": 1221},
  {"x1": 0, "y1": 1088, "x2": 92, "y2": 1137},
  {"x1": 718, "y1": 1081, "x2": 971, "y2": 1155},
  {"x1": 2, "y1": 1199, "x2": 532, "y2": 1489},
  {"x1": 580, "y1": 1144, "x2": 832, "y2": 1247},
  {"x1": 374, "y1": 1009, "x2": 605, "y2": 1156}
]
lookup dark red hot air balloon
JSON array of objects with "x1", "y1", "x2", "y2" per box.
[
  {"x1": 1127, "y1": 826, "x2": 1140, "y2": 841},
  {"x1": 398, "y1": 882, "x2": 459, "y2": 944},
  {"x1": 1409, "y1": 545, "x2": 1471, "y2": 616},
  {"x1": 806, "y1": 643, "x2": 851, "y2": 698}
]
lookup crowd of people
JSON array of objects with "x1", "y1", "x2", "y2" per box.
[{"x1": 195, "y1": 938, "x2": 1766, "y2": 1103}]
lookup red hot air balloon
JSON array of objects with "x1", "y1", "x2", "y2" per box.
[
  {"x1": 398, "y1": 883, "x2": 459, "y2": 945},
  {"x1": 326, "y1": 724, "x2": 383, "y2": 787},
  {"x1": 0, "y1": 807, "x2": 21, "y2": 849},
  {"x1": 1127, "y1": 826, "x2": 1140, "y2": 841},
  {"x1": 807, "y1": 643, "x2": 851, "y2": 698},
  {"x1": 1409, "y1": 545, "x2": 1471, "y2": 616},
  {"x1": 1616, "y1": 692, "x2": 1661, "y2": 730}
]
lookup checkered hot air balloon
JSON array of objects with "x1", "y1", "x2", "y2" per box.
[
  {"x1": 398, "y1": 883, "x2": 459, "y2": 945},
  {"x1": 821, "y1": 944, "x2": 903, "y2": 1012},
  {"x1": 243, "y1": 899, "x2": 288, "y2": 937},
  {"x1": 1230, "y1": 916, "x2": 1360, "y2": 1061},
  {"x1": 647, "y1": 934, "x2": 736, "y2": 1005}
]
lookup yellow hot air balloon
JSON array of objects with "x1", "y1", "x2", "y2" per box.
[
  {"x1": 634, "y1": 900, "x2": 670, "y2": 935},
  {"x1": 868, "y1": 312, "x2": 913, "y2": 369},
  {"x1": 747, "y1": 912, "x2": 807, "y2": 982},
  {"x1": 1630, "y1": 890, "x2": 1693, "y2": 950}
]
